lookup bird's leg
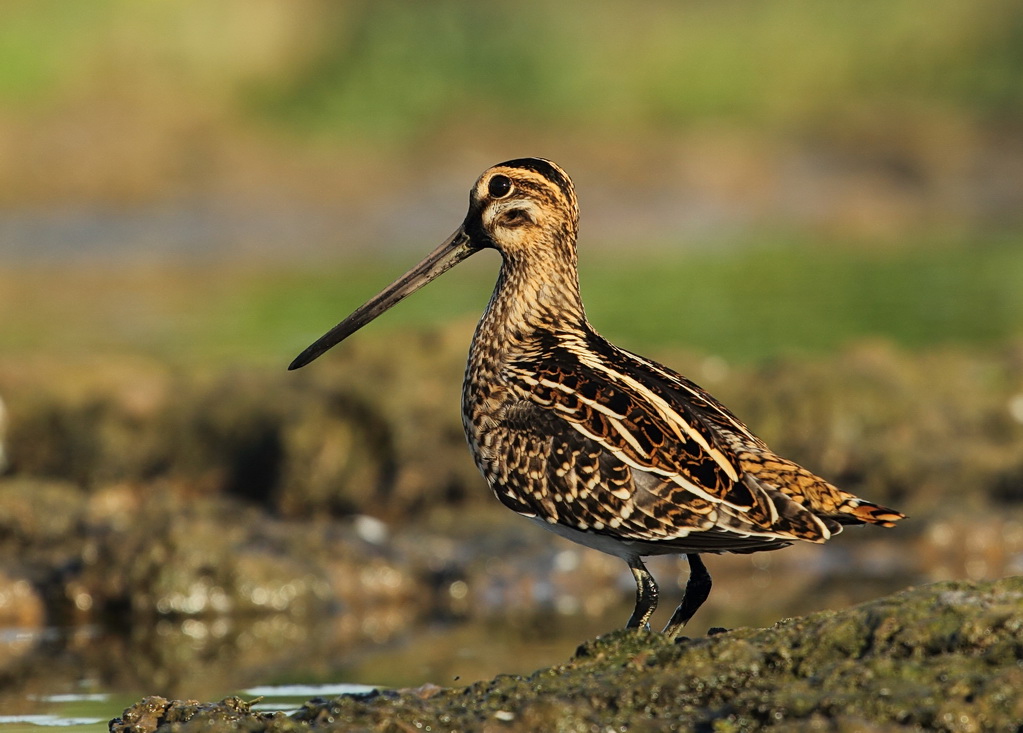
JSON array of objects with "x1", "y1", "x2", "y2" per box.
[
  {"x1": 625, "y1": 558, "x2": 658, "y2": 630},
  {"x1": 662, "y1": 554, "x2": 712, "y2": 639}
]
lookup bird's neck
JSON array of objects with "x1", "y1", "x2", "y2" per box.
[{"x1": 477, "y1": 251, "x2": 587, "y2": 349}]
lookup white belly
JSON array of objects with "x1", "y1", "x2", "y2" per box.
[{"x1": 528, "y1": 515, "x2": 688, "y2": 561}]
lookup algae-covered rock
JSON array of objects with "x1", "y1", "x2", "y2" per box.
[
  {"x1": 111, "y1": 577, "x2": 1023, "y2": 732},
  {"x1": 109, "y1": 696, "x2": 300, "y2": 733},
  {"x1": 4, "y1": 341, "x2": 1023, "y2": 525}
]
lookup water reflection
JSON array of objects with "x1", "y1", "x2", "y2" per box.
[
  {"x1": 1, "y1": 510, "x2": 1021, "y2": 729},
  {"x1": 0, "y1": 714, "x2": 104, "y2": 728}
]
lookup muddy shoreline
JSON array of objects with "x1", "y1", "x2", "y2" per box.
[
  {"x1": 0, "y1": 338, "x2": 1021, "y2": 722},
  {"x1": 110, "y1": 577, "x2": 1023, "y2": 732}
]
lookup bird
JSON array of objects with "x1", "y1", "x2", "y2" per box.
[{"x1": 289, "y1": 157, "x2": 905, "y2": 638}]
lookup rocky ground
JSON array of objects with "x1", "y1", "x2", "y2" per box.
[
  {"x1": 109, "y1": 577, "x2": 1023, "y2": 732},
  {"x1": 0, "y1": 337, "x2": 1021, "y2": 722},
  {"x1": 1, "y1": 338, "x2": 1021, "y2": 634}
]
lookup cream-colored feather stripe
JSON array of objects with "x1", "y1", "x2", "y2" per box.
[
  {"x1": 559, "y1": 409, "x2": 731, "y2": 507},
  {"x1": 570, "y1": 348, "x2": 741, "y2": 483},
  {"x1": 623, "y1": 350, "x2": 762, "y2": 445}
]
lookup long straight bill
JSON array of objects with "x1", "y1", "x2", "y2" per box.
[{"x1": 289, "y1": 227, "x2": 476, "y2": 370}]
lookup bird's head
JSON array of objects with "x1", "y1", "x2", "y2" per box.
[
  {"x1": 289, "y1": 157, "x2": 578, "y2": 370},
  {"x1": 464, "y1": 158, "x2": 579, "y2": 260}
]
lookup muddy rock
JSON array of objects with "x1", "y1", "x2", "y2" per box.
[
  {"x1": 724, "y1": 342, "x2": 1023, "y2": 514},
  {"x1": 0, "y1": 341, "x2": 478, "y2": 521},
  {"x1": 4, "y1": 341, "x2": 1022, "y2": 526},
  {"x1": 0, "y1": 569, "x2": 45, "y2": 629},
  {"x1": 111, "y1": 577, "x2": 1023, "y2": 732},
  {"x1": 110, "y1": 696, "x2": 297, "y2": 733},
  {"x1": 0, "y1": 476, "x2": 432, "y2": 637}
]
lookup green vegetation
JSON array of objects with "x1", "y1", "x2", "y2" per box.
[
  {"x1": 0, "y1": 1, "x2": 113, "y2": 103},
  {"x1": 0, "y1": 3, "x2": 1019, "y2": 363},
  {"x1": 152, "y1": 235, "x2": 1023, "y2": 363},
  {"x1": 240, "y1": 1, "x2": 1023, "y2": 141},
  {"x1": 3, "y1": 235, "x2": 1020, "y2": 366},
  {"x1": 579, "y1": 235, "x2": 1023, "y2": 360},
  {"x1": 2, "y1": 1, "x2": 1021, "y2": 142}
]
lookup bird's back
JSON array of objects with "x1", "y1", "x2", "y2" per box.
[{"x1": 462, "y1": 319, "x2": 902, "y2": 557}]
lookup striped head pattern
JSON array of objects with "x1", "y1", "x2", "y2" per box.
[{"x1": 465, "y1": 158, "x2": 580, "y2": 263}]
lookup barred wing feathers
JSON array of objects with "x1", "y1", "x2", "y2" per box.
[{"x1": 493, "y1": 331, "x2": 902, "y2": 552}]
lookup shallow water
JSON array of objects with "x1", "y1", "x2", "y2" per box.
[
  {"x1": 1, "y1": 510, "x2": 1020, "y2": 731},
  {"x1": 0, "y1": 691, "x2": 122, "y2": 733},
  {"x1": 0, "y1": 563, "x2": 910, "y2": 731},
  {"x1": 0, "y1": 611, "x2": 620, "y2": 731}
]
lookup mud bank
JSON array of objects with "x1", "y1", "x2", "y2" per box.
[{"x1": 111, "y1": 577, "x2": 1023, "y2": 732}]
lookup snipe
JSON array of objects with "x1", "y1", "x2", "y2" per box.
[{"x1": 290, "y1": 158, "x2": 904, "y2": 637}]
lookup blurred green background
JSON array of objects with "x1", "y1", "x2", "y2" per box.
[{"x1": 2, "y1": 0, "x2": 1021, "y2": 364}]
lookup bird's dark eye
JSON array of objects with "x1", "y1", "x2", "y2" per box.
[{"x1": 488, "y1": 174, "x2": 512, "y2": 199}]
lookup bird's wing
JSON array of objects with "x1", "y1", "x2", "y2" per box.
[
  {"x1": 486, "y1": 397, "x2": 804, "y2": 548},
  {"x1": 615, "y1": 343, "x2": 903, "y2": 528},
  {"x1": 498, "y1": 333, "x2": 839, "y2": 545}
]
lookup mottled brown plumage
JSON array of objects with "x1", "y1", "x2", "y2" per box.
[{"x1": 290, "y1": 157, "x2": 904, "y2": 637}]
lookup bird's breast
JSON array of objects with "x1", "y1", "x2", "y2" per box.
[{"x1": 460, "y1": 348, "x2": 514, "y2": 471}]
